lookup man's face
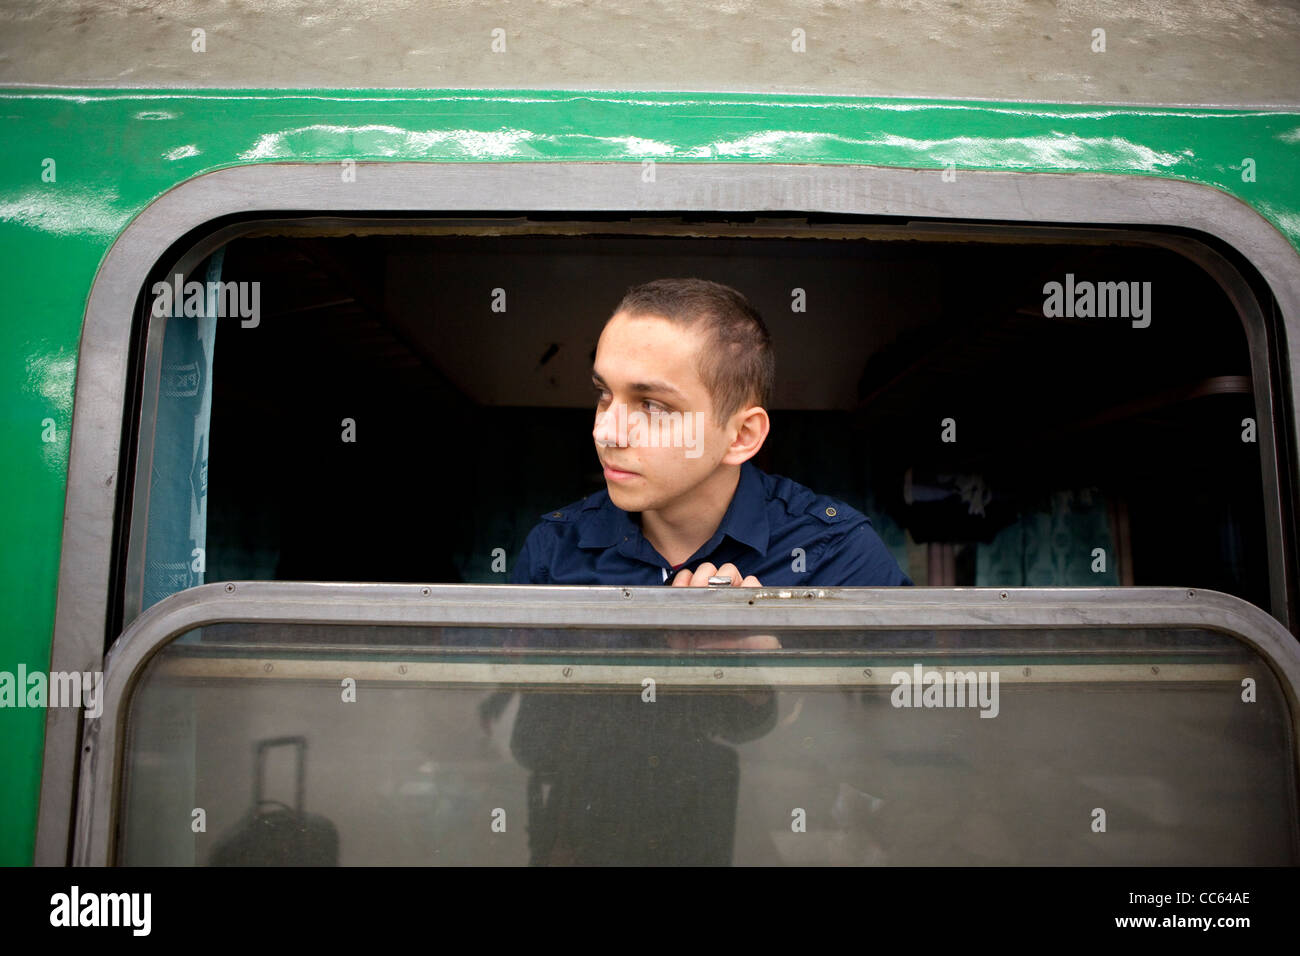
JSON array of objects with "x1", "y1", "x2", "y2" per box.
[{"x1": 592, "y1": 311, "x2": 735, "y2": 513}]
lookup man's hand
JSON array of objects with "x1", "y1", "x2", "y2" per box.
[
  {"x1": 669, "y1": 561, "x2": 761, "y2": 588},
  {"x1": 666, "y1": 563, "x2": 779, "y2": 649}
]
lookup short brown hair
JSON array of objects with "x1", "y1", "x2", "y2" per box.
[{"x1": 610, "y1": 278, "x2": 774, "y2": 425}]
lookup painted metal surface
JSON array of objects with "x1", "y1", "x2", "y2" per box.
[
  {"x1": 1, "y1": 0, "x2": 1299, "y2": 108},
  {"x1": 2, "y1": 87, "x2": 1300, "y2": 865}
]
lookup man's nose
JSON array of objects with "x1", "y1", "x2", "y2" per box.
[{"x1": 593, "y1": 404, "x2": 623, "y2": 446}]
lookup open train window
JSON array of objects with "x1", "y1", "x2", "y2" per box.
[{"x1": 119, "y1": 218, "x2": 1288, "y2": 627}]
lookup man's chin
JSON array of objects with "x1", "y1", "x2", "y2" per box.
[{"x1": 605, "y1": 482, "x2": 651, "y2": 513}]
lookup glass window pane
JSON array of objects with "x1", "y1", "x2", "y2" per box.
[{"x1": 118, "y1": 622, "x2": 1296, "y2": 865}]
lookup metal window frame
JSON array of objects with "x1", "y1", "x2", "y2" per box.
[
  {"x1": 41, "y1": 161, "x2": 1300, "y2": 865},
  {"x1": 75, "y1": 581, "x2": 1300, "y2": 866}
]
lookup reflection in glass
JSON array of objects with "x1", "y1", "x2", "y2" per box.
[{"x1": 117, "y1": 622, "x2": 1297, "y2": 865}]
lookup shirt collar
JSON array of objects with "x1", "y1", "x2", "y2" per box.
[
  {"x1": 577, "y1": 461, "x2": 770, "y2": 556},
  {"x1": 712, "y1": 460, "x2": 770, "y2": 555}
]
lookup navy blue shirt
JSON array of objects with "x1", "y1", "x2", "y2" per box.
[{"x1": 510, "y1": 461, "x2": 913, "y2": 587}]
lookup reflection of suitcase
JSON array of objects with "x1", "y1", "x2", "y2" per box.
[{"x1": 210, "y1": 736, "x2": 339, "y2": 866}]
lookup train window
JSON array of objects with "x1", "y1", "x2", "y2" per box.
[
  {"x1": 90, "y1": 585, "x2": 1298, "y2": 866},
  {"x1": 121, "y1": 221, "x2": 1283, "y2": 624}
]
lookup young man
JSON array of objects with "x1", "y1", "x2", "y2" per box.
[{"x1": 510, "y1": 277, "x2": 913, "y2": 589}]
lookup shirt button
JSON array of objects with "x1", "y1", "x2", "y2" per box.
[
  {"x1": 551, "y1": 511, "x2": 563, "y2": 518},
  {"x1": 825, "y1": 506, "x2": 837, "y2": 517}
]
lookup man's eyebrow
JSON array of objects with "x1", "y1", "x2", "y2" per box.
[{"x1": 591, "y1": 370, "x2": 686, "y2": 400}]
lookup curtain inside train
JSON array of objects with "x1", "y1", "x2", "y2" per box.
[{"x1": 141, "y1": 249, "x2": 222, "y2": 613}]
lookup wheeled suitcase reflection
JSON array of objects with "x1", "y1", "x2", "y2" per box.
[{"x1": 209, "y1": 735, "x2": 340, "y2": 866}]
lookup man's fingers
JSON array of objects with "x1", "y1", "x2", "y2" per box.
[
  {"x1": 689, "y1": 563, "x2": 719, "y2": 587},
  {"x1": 691, "y1": 634, "x2": 783, "y2": 650},
  {"x1": 712, "y1": 563, "x2": 743, "y2": 587},
  {"x1": 671, "y1": 563, "x2": 760, "y2": 587}
]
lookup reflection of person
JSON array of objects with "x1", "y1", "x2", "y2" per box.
[
  {"x1": 510, "y1": 277, "x2": 913, "y2": 592},
  {"x1": 512, "y1": 689, "x2": 778, "y2": 865}
]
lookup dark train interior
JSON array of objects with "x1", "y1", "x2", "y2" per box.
[{"x1": 197, "y1": 220, "x2": 1270, "y2": 609}]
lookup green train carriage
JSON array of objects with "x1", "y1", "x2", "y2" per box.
[{"x1": 2, "y1": 0, "x2": 1299, "y2": 866}]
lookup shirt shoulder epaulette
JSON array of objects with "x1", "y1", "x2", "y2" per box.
[
  {"x1": 539, "y1": 491, "x2": 604, "y2": 525},
  {"x1": 806, "y1": 495, "x2": 869, "y2": 527},
  {"x1": 761, "y1": 469, "x2": 870, "y2": 530}
]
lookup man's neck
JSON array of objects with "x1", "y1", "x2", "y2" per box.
[{"x1": 639, "y1": 464, "x2": 743, "y2": 568}]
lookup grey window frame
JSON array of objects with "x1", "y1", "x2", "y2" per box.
[{"x1": 42, "y1": 161, "x2": 1300, "y2": 865}]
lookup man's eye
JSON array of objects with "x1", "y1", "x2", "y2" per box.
[{"x1": 642, "y1": 400, "x2": 667, "y2": 413}]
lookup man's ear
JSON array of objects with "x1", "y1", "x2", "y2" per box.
[{"x1": 721, "y1": 406, "x2": 770, "y2": 465}]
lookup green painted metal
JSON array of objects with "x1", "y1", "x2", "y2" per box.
[{"x1": 1, "y1": 88, "x2": 1298, "y2": 865}]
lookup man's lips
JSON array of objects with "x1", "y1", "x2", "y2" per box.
[{"x1": 601, "y1": 461, "x2": 639, "y2": 480}]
